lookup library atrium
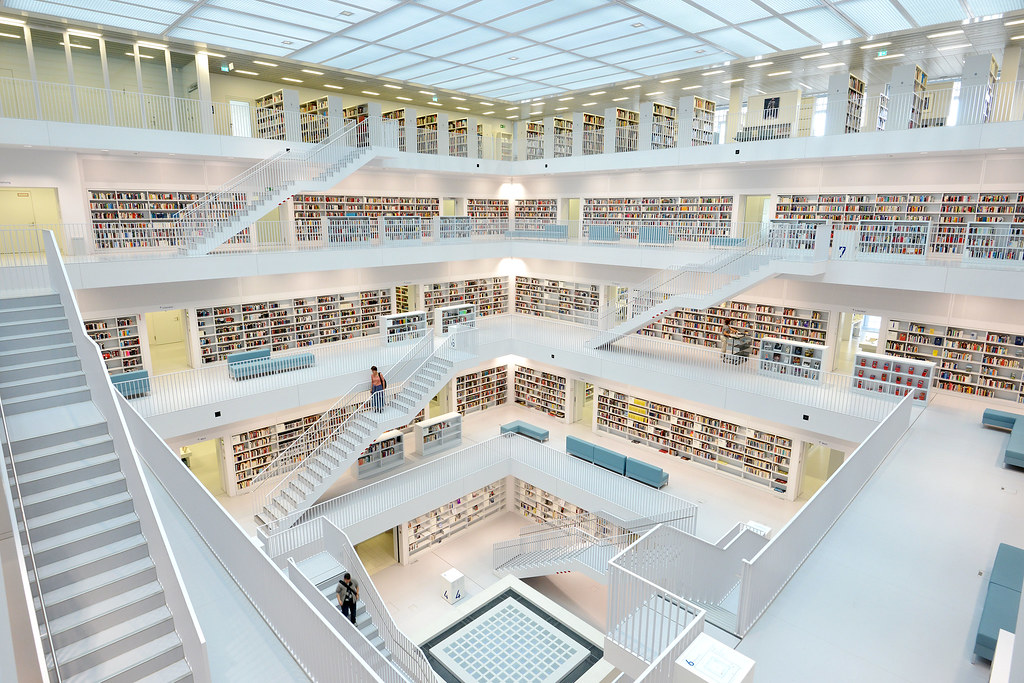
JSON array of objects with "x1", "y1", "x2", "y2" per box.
[{"x1": 2, "y1": 1, "x2": 1024, "y2": 682}]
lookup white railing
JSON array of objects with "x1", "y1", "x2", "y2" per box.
[
  {"x1": 615, "y1": 124, "x2": 639, "y2": 152},
  {"x1": 631, "y1": 613, "x2": 706, "y2": 683},
  {"x1": 962, "y1": 223, "x2": 1024, "y2": 266},
  {"x1": 581, "y1": 130, "x2": 604, "y2": 155},
  {"x1": 120, "y1": 396, "x2": 386, "y2": 683},
  {"x1": 733, "y1": 99, "x2": 805, "y2": 142},
  {"x1": 493, "y1": 526, "x2": 586, "y2": 571},
  {"x1": 40, "y1": 231, "x2": 213, "y2": 682},
  {"x1": 323, "y1": 521, "x2": 439, "y2": 683},
  {"x1": 0, "y1": 228, "x2": 50, "y2": 296},
  {"x1": 735, "y1": 393, "x2": 914, "y2": 635}
]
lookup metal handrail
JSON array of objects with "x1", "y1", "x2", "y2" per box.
[{"x1": 0, "y1": 393, "x2": 63, "y2": 681}]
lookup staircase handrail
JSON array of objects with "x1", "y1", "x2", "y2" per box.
[
  {"x1": 0, "y1": 396, "x2": 63, "y2": 681},
  {"x1": 323, "y1": 520, "x2": 440, "y2": 683},
  {"x1": 248, "y1": 330, "x2": 435, "y2": 494}
]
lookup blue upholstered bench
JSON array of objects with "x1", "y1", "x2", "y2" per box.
[
  {"x1": 587, "y1": 225, "x2": 620, "y2": 242},
  {"x1": 638, "y1": 226, "x2": 672, "y2": 245},
  {"x1": 500, "y1": 420, "x2": 549, "y2": 442},
  {"x1": 710, "y1": 236, "x2": 746, "y2": 247},
  {"x1": 566, "y1": 435, "x2": 594, "y2": 462},
  {"x1": 227, "y1": 348, "x2": 315, "y2": 380},
  {"x1": 981, "y1": 409, "x2": 1024, "y2": 468},
  {"x1": 975, "y1": 543, "x2": 1024, "y2": 660},
  {"x1": 626, "y1": 457, "x2": 669, "y2": 489},
  {"x1": 593, "y1": 445, "x2": 627, "y2": 475},
  {"x1": 111, "y1": 369, "x2": 150, "y2": 399},
  {"x1": 506, "y1": 224, "x2": 568, "y2": 241}
]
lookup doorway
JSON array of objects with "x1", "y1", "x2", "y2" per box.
[
  {"x1": 429, "y1": 383, "x2": 451, "y2": 418},
  {"x1": 0, "y1": 188, "x2": 64, "y2": 253},
  {"x1": 146, "y1": 309, "x2": 191, "y2": 373},
  {"x1": 740, "y1": 195, "x2": 770, "y2": 239},
  {"x1": 562, "y1": 197, "x2": 580, "y2": 237},
  {"x1": 442, "y1": 198, "x2": 458, "y2": 216},
  {"x1": 799, "y1": 443, "x2": 845, "y2": 499},
  {"x1": 571, "y1": 380, "x2": 594, "y2": 426},
  {"x1": 180, "y1": 438, "x2": 224, "y2": 495},
  {"x1": 833, "y1": 310, "x2": 882, "y2": 373},
  {"x1": 356, "y1": 528, "x2": 399, "y2": 574},
  {"x1": 229, "y1": 100, "x2": 252, "y2": 137}
]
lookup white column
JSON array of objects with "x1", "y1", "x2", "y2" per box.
[
  {"x1": 194, "y1": 53, "x2": 215, "y2": 135},
  {"x1": 638, "y1": 101, "x2": 654, "y2": 150},
  {"x1": 726, "y1": 82, "x2": 743, "y2": 142},
  {"x1": 62, "y1": 30, "x2": 80, "y2": 123},
  {"x1": 436, "y1": 111, "x2": 449, "y2": 157},
  {"x1": 994, "y1": 47, "x2": 1021, "y2": 122},
  {"x1": 603, "y1": 106, "x2": 617, "y2": 152},
  {"x1": 403, "y1": 106, "x2": 417, "y2": 153},
  {"x1": 542, "y1": 115, "x2": 555, "y2": 158},
  {"x1": 466, "y1": 116, "x2": 479, "y2": 159},
  {"x1": 959, "y1": 53, "x2": 996, "y2": 125},
  {"x1": 571, "y1": 112, "x2": 585, "y2": 156}
]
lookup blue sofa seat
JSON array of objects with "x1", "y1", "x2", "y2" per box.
[
  {"x1": 626, "y1": 457, "x2": 669, "y2": 489},
  {"x1": 506, "y1": 224, "x2": 568, "y2": 241},
  {"x1": 500, "y1": 420, "x2": 549, "y2": 442},
  {"x1": 111, "y1": 369, "x2": 150, "y2": 399},
  {"x1": 587, "y1": 225, "x2": 620, "y2": 242},
  {"x1": 228, "y1": 347, "x2": 315, "y2": 380},
  {"x1": 975, "y1": 543, "x2": 1024, "y2": 661},
  {"x1": 983, "y1": 409, "x2": 1018, "y2": 430},
  {"x1": 638, "y1": 226, "x2": 672, "y2": 245},
  {"x1": 710, "y1": 236, "x2": 745, "y2": 247},
  {"x1": 566, "y1": 435, "x2": 594, "y2": 463},
  {"x1": 593, "y1": 445, "x2": 627, "y2": 475},
  {"x1": 981, "y1": 409, "x2": 1024, "y2": 468}
]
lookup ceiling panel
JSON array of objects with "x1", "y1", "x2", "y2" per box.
[
  {"x1": 697, "y1": 27, "x2": 775, "y2": 55},
  {"x1": 737, "y1": 17, "x2": 816, "y2": 51},
  {"x1": 834, "y1": 0, "x2": 913, "y2": 35},
  {"x1": 446, "y1": 0, "x2": 525, "y2": 23},
  {"x1": 623, "y1": 0, "x2": 725, "y2": 33},
  {"x1": 897, "y1": 0, "x2": 969, "y2": 25},
  {"x1": 786, "y1": 7, "x2": 861, "y2": 42},
  {"x1": 489, "y1": 0, "x2": 597, "y2": 31},
  {"x1": 206, "y1": 0, "x2": 353, "y2": 33},
  {"x1": 521, "y1": 6, "x2": 640, "y2": 42},
  {"x1": 288, "y1": 37, "x2": 367, "y2": 62},
  {"x1": 696, "y1": 0, "x2": 771, "y2": 24},
  {"x1": 341, "y1": 4, "x2": 439, "y2": 40}
]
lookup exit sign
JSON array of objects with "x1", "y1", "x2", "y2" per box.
[{"x1": 877, "y1": 49, "x2": 888, "y2": 57}]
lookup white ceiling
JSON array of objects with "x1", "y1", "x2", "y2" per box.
[{"x1": 6, "y1": 0, "x2": 1024, "y2": 100}]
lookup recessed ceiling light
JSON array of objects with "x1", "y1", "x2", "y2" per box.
[
  {"x1": 282, "y1": 77, "x2": 303, "y2": 82},
  {"x1": 859, "y1": 41, "x2": 891, "y2": 49},
  {"x1": 681, "y1": 85, "x2": 701, "y2": 90},
  {"x1": 660, "y1": 78, "x2": 680, "y2": 83},
  {"x1": 0, "y1": 17, "x2": 26, "y2": 25},
  {"x1": 383, "y1": 84, "x2": 401, "y2": 89},
  {"x1": 282, "y1": 40, "x2": 293, "y2": 45},
  {"x1": 254, "y1": 60, "x2": 277, "y2": 67},
  {"x1": 482, "y1": 110, "x2": 494, "y2": 114},
  {"x1": 702, "y1": 70, "x2": 724, "y2": 76},
  {"x1": 555, "y1": 106, "x2": 568, "y2": 110},
  {"x1": 623, "y1": 84, "x2": 640, "y2": 89},
  {"x1": 768, "y1": 71, "x2": 792, "y2": 76},
  {"x1": 339, "y1": 10, "x2": 353, "y2": 16},
  {"x1": 136, "y1": 41, "x2": 166, "y2": 49},
  {"x1": 508, "y1": 56, "x2": 518, "y2": 60},
  {"x1": 301, "y1": 69, "x2": 324, "y2": 75},
  {"x1": 558, "y1": 97, "x2": 574, "y2": 101},
  {"x1": 747, "y1": 61, "x2": 774, "y2": 68},
  {"x1": 632, "y1": 22, "x2": 644, "y2": 27},
  {"x1": 427, "y1": 101, "x2": 443, "y2": 106},
  {"x1": 362, "y1": 90, "x2": 379, "y2": 95},
  {"x1": 612, "y1": 96, "x2": 628, "y2": 101},
  {"x1": 324, "y1": 84, "x2": 343, "y2": 90},
  {"x1": 800, "y1": 51, "x2": 829, "y2": 59},
  {"x1": 1012, "y1": 34, "x2": 1024, "y2": 40},
  {"x1": 127, "y1": 52, "x2": 154, "y2": 58},
  {"x1": 582, "y1": 101, "x2": 597, "y2": 106},
  {"x1": 506, "y1": 106, "x2": 518, "y2": 111},
  {"x1": 451, "y1": 96, "x2": 466, "y2": 100},
  {"x1": 927, "y1": 29, "x2": 963, "y2": 38},
  {"x1": 798, "y1": 82, "x2": 813, "y2": 89},
  {"x1": 68, "y1": 29, "x2": 102, "y2": 38},
  {"x1": 199, "y1": 50, "x2": 226, "y2": 57},
  {"x1": 235, "y1": 70, "x2": 259, "y2": 75},
  {"x1": 1006, "y1": 18, "x2": 1024, "y2": 26},
  {"x1": 456, "y1": 106, "x2": 469, "y2": 110},
  {"x1": 589, "y1": 91, "x2": 606, "y2": 95},
  {"x1": 645, "y1": 91, "x2": 663, "y2": 95},
  {"x1": 419, "y1": 90, "x2": 435, "y2": 95},
  {"x1": 875, "y1": 52, "x2": 905, "y2": 60},
  {"x1": 396, "y1": 96, "x2": 411, "y2": 100},
  {"x1": 723, "y1": 78, "x2": 744, "y2": 83},
  {"x1": 506, "y1": 115, "x2": 517, "y2": 119},
  {"x1": 60, "y1": 42, "x2": 91, "y2": 49},
  {"x1": 345, "y1": 77, "x2": 366, "y2": 82},
  {"x1": 939, "y1": 43, "x2": 971, "y2": 50},
  {"x1": 479, "y1": 101, "x2": 492, "y2": 105},
  {"x1": 817, "y1": 62, "x2": 845, "y2": 69},
  {"x1": 0, "y1": 32, "x2": 22, "y2": 39}
]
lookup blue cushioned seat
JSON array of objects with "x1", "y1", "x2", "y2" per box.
[
  {"x1": 593, "y1": 445, "x2": 626, "y2": 475},
  {"x1": 500, "y1": 421, "x2": 549, "y2": 442},
  {"x1": 625, "y1": 457, "x2": 669, "y2": 488},
  {"x1": 990, "y1": 543, "x2": 1024, "y2": 591},
  {"x1": 587, "y1": 225, "x2": 619, "y2": 242},
  {"x1": 566, "y1": 435, "x2": 594, "y2": 462},
  {"x1": 983, "y1": 409, "x2": 1018, "y2": 430},
  {"x1": 111, "y1": 369, "x2": 150, "y2": 399},
  {"x1": 975, "y1": 583, "x2": 1021, "y2": 661},
  {"x1": 710, "y1": 236, "x2": 745, "y2": 247},
  {"x1": 638, "y1": 226, "x2": 672, "y2": 245},
  {"x1": 228, "y1": 348, "x2": 314, "y2": 380}
]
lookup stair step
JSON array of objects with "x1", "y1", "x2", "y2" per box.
[
  {"x1": 8, "y1": 403, "x2": 107, "y2": 452},
  {"x1": 49, "y1": 580, "x2": 166, "y2": 645},
  {"x1": 0, "y1": 370, "x2": 87, "y2": 398},
  {"x1": 0, "y1": 303, "x2": 65, "y2": 323},
  {"x1": 41, "y1": 556, "x2": 157, "y2": 620},
  {"x1": 18, "y1": 451, "x2": 121, "y2": 497},
  {"x1": 0, "y1": 341, "x2": 77, "y2": 366},
  {"x1": 12, "y1": 434, "x2": 115, "y2": 474},
  {"x1": 0, "y1": 356, "x2": 81, "y2": 382},
  {"x1": 2, "y1": 385, "x2": 92, "y2": 415},
  {"x1": 21, "y1": 470, "x2": 127, "y2": 517},
  {"x1": 26, "y1": 490, "x2": 134, "y2": 541},
  {"x1": 0, "y1": 293, "x2": 60, "y2": 310},
  {"x1": 31, "y1": 512, "x2": 140, "y2": 565},
  {"x1": 127, "y1": 657, "x2": 192, "y2": 683},
  {"x1": 0, "y1": 328, "x2": 73, "y2": 352},
  {"x1": 31, "y1": 535, "x2": 150, "y2": 593},
  {"x1": 0, "y1": 316, "x2": 69, "y2": 336},
  {"x1": 55, "y1": 606, "x2": 176, "y2": 678}
]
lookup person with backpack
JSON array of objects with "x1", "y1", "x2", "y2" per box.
[
  {"x1": 370, "y1": 365, "x2": 386, "y2": 413},
  {"x1": 336, "y1": 573, "x2": 359, "y2": 625}
]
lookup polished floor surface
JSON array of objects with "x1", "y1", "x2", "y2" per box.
[{"x1": 356, "y1": 529, "x2": 398, "y2": 575}]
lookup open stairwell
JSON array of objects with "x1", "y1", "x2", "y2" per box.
[
  {"x1": 254, "y1": 335, "x2": 468, "y2": 532},
  {"x1": 0, "y1": 293, "x2": 195, "y2": 682},
  {"x1": 178, "y1": 119, "x2": 386, "y2": 256},
  {"x1": 492, "y1": 525, "x2": 633, "y2": 584}
]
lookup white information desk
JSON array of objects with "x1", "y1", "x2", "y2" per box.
[{"x1": 675, "y1": 633, "x2": 755, "y2": 683}]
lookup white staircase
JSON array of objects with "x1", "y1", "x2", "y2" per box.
[
  {"x1": 253, "y1": 330, "x2": 473, "y2": 532},
  {"x1": 587, "y1": 223, "x2": 830, "y2": 349},
  {"x1": 0, "y1": 293, "x2": 195, "y2": 682},
  {"x1": 177, "y1": 118, "x2": 392, "y2": 256},
  {"x1": 492, "y1": 524, "x2": 633, "y2": 584}
]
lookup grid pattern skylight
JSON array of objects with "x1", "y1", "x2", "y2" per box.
[{"x1": 4, "y1": 0, "x2": 1016, "y2": 98}]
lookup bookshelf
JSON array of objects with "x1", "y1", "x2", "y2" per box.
[
  {"x1": 383, "y1": 108, "x2": 407, "y2": 151},
  {"x1": 195, "y1": 288, "x2": 391, "y2": 364},
  {"x1": 964, "y1": 222, "x2": 1024, "y2": 263},
  {"x1": 292, "y1": 194, "x2": 439, "y2": 241},
  {"x1": 885, "y1": 318, "x2": 1024, "y2": 403},
  {"x1": 455, "y1": 365, "x2": 508, "y2": 415},
  {"x1": 299, "y1": 95, "x2": 342, "y2": 144},
  {"x1": 405, "y1": 481, "x2": 506, "y2": 557},
  {"x1": 582, "y1": 195, "x2": 734, "y2": 241},
  {"x1": 513, "y1": 480, "x2": 608, "y2": 527},
  {"x1": 421, "y1": 277, "x2": 509, "y2": 318},
  {"x1": 526, "y1": 121, "x2": 544, "y2": 160},
  {"x1": 84, "y1": 315, "x2": 143, "y2": 375},
  {"x1": 88, "y1": 189, "x2": 250, "y2": 250},
  {"x1": 851, "y1": 351, "x2": 933, "y2": 402},
  {"x1": 825, "y1": 73, "x2": 865, "y2": 135},
  {"x1": 552, "y1": 117, "x2": 572, "y2": 158},
  {"x1": 595, "y1": 388, "x2": 797, "y2": 499},
  {"x1": 439, "y1": 216, "x2": 473, "y2": 240},
  {"x1": 890, "y1": 64, "x2": 928, "y2": 129},
  {"x1": 857, "y1": 220, "x2": 929, "y2": 259},
  {"x1": 254, "y1": 89, "x2": 298, "y2": 141},
  {"x1": 875, "y1": 84, "x2": 889, "y2": 131},
  {"x1": 514, "y1": 276, "x2": 601, "y2": 325},
  {"x1": 514, "y1": 198, "x2": 558, "y2": 231},
  {"x1": 639, "y1": 300, "x2": 830, "y2": 357},
  {"x1": 767, "y1": 219, "x2": 825, "y2": 251},
  {"x1": 448, "y1": 118, "x2": 482, "y2": 157},
  {"x1": 498, "y1": 131, "x2": 513, "y2": 160},
  {"x1": 580, "y1": 112, "x2": 604, "y2": 155},
  {"x1": 435, "y1": 303, "x2": 476, "y2": 333},
  {"x1": 416, "y1": 113, "x2": 438, "y2": 154},
  {"x1": 395, "y1": 285, "x2": 412, "y2": 313},
  {"x1": 678, "y1": 96, "x2": 716, "y2": 146},
  {"x1": 650, "y1": 102, "x2": 677, "y2": 149},
  {"x1": 413, "y1": 412, "x2": 462, "y2": 457},
  {"x1": 757, "y1": 337, "x2": 826, "y2": 384},
  {"x1": 381, "y1": 311, "x2": 428, "y2": 344},
  {"x1": 357, "y1": 430, "x2": 405, "y2": 479},
  {"x1": 466, "y1": 198, "x2": 510, "y2": 233},
  {"x1": 613, "y1": 107, "x2": 639, "y2": 152},
  {"x1": 514, "y1": 365, "x2": 567, "y2": 419}
]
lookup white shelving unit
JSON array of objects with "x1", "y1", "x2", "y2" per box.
[
  {"x1": 421, "y1": 276, "x2": 509, "y2": 318},
  {"x1": 292, "y1": 194, "x2": 439, "y2": 242},
  {"x1": 413, "y1": 412, "x2": 462, "y2": 457},
  {"x1": 757, "y1": 337, "x2": 826, "y2": 384},
  {"x1": 254, "y1": 88, "x2": 299, "y2": 141},
  {"x1": 466, "y1": 198, "x2": 510, "y2": 234},
  {"x1": 404, "y1": 481, "x2": 506, "y2": 558},
  {"x1": 514, "y1": 365, "x2": 567, "y2": 420},
  {"x1": 381, "y1": 311, "x2": 428, "y2": 344},
  {"x1": 84, "y1": 314, "x2": 144, "y2": 375},
  {"x1": 851, "y1": 351, "x2": 934, "y2": 402},
  {"x1": 825, "y1": 73, "x2": 866, "y2": 135},
  {"x1": 514, "y1": 276, "x2": 601, "y2": 325},
  {"x1": 857, "y1": 220, "x2": 930, "y2": 260},
  {"x1": 513, "y1": 479, "x2": 590, "y2": 525},
  {"x1": 514, "y1": 198, "x2": 558, "y2": 231},
  {"x1": 767, "y1": 219, "x2": 827, "y2": 253},
  {"x1": 595, "y1": 388, "x2": 797, "y2": 499},
  {"x1": 357, "y1": 429, "x2": 405, "y2": 479},
  {"x1": 455, "y1": 365, "x2": 509, "y2": 415},
  {"x1": 435, "y1": 303, "x2": 476, "y2": 333},
  {"x1": 964, "y1": 222, "x2": 1024, "y2": 264},
  {"x1": 582, "y1": 195, "x2": 734, "y2": 242},
  {"x1": 677, "y1": 96, "x2": 716, "y2": 147}
]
